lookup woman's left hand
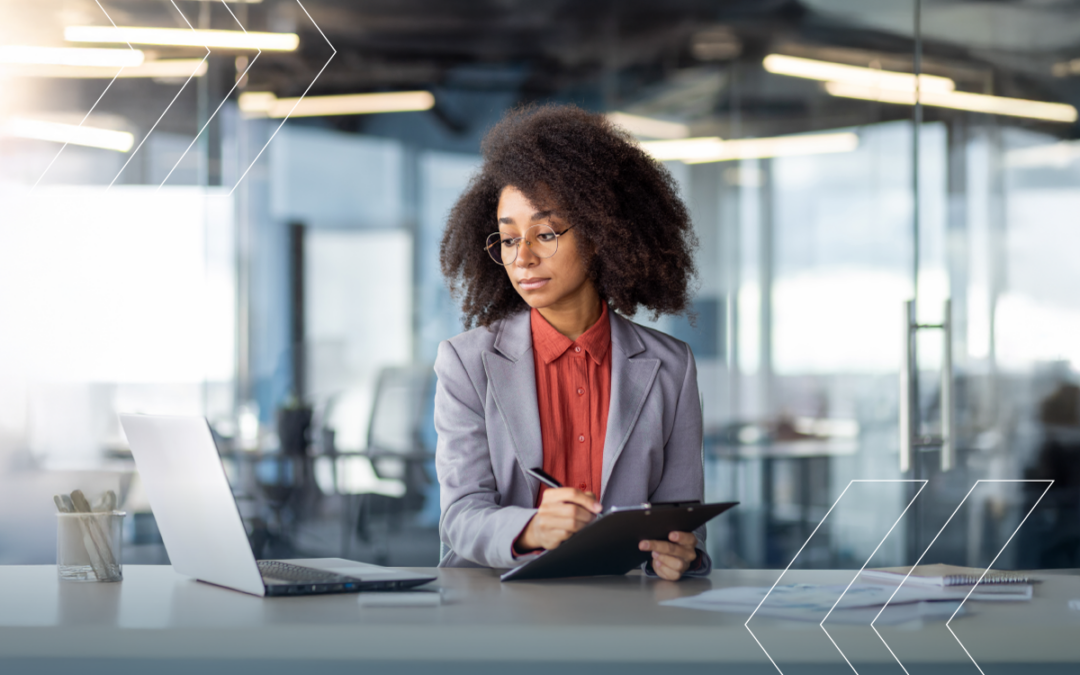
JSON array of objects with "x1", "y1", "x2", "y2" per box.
[{"x1": 639, "y1": 531, "x2": 698, "y2": 581}]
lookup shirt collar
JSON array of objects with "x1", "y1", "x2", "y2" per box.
[{"x1": 530, "y1": 302, "x2": 611, "y2": 366}]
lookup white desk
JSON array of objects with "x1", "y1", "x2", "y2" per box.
[{"x1": 1, "y1": 560, "x2": 1078, "y2": 674}]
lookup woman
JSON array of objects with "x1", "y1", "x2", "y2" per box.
[{"x1": 435, "y1": 104, "x2": 707, "y2": 580}]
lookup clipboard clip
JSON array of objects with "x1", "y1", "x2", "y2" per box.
[
  {"x1": 602, "y1": 500, "x2": 702, "y2": 515},
  {"x1": 603, "y1": 503, "x2": 652, "y2": 514}
]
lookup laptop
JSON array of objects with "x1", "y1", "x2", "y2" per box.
[{"x1": 119, "y1": 413, "x2": 435, "y2": 597}]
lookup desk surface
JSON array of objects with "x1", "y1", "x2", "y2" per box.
[{"x1": 0, "y1": 561, "x2": 1078, "y2": 669}]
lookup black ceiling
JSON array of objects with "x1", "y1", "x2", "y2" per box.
[{"x1": 13, "y1": 0, "x2": 1080, "y2": 143}]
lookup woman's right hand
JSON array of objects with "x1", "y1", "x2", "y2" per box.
[{"x1": 514, "y1": 487, "x2": 602, "y2": 553}]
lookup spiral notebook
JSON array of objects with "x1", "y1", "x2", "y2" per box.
[{"x1": 861, "y1": 564, "x2": 1033, "y2": 588}]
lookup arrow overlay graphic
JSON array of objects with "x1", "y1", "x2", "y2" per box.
[
  {"x1": 946, "y1": 480, "x2": 1053, "y2": 675},
  {"x1": 30, "y1": 0, "x2": 135, "y2": 192},
  {"x1": 229, "y1": 0, "x2": 337, "y2": 195},
  {"x1": 746, "y1": 479, "x2": 927, "y2": 674},
  {"x1": 819, "y1": 480, "x2": 928, "y2": 675},
  {"x1": 107, "y1": 0, "x2": 209, "y2": 190},
  {"x1": 871, "y1": 479, "x2": 1054, "y2": 675},
  {"x1": 157, "y1": 0, "x2": 260, "y2": 190}
]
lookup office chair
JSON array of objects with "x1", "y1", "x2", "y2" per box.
[
  {"x1": 358, "y1": 367, "x2": 436, "y2": 561},
  {"x1": 365, "y1": 366, "x2": 435, "y2": 500},
  {"x1": 317, "y1": 365, "x2": 435, "y2": 563},
  {"x1": 310, "y1": 390, "x2": 406, "y2": 560}
]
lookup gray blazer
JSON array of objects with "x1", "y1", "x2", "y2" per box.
[{"x1": 434, "y1": 307, "x2": 711, "y2": 575}]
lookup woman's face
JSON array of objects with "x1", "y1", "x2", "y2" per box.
[{"x1": 495, "y1": 185, "x2": 594, "y2": 311}]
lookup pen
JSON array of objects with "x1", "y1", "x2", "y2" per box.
[
  {"x1": 527, "y1": 467, "x2": 606, "y2": 516},
  {"x1": 525, "y1": 466, "x2": 563, "y2": 489}
]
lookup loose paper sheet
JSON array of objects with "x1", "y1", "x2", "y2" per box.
[{"x1": 661, "y1": 584, "x2": 970, "y2": 625}]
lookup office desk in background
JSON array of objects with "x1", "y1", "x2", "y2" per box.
[{"x1": 0, "y1": 560, "x2": 1078, "y2": 675}]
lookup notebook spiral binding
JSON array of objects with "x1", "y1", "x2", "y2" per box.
[{"x1": 943, "y1": 573, "x2": 1030, "y2": 586}]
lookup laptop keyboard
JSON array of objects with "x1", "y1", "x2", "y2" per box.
[{"x1": 257, "y1": 560, "x2": 360, "y2": 584}]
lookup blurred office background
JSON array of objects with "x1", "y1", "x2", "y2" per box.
[{"x1": 2, "y1": 0, "x2": 1080, "y2": 571}]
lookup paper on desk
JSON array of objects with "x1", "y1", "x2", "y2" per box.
[
  {"x1": 747, "y1": 600, "x2": 963, "y2": 625},
  {"x1": 661, "y1": 584, "x2": 969, "y2": 625}
]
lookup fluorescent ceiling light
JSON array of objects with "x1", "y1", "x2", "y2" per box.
[
  {"x1": 607, "y1": 112, "x2": 689, "y2": 139},
  {"x1": 237, "y1": 92, "x2": 277, "y2": 114},
  {"x1": 0, "y1": 46, "x2": 144, "y2": 67},
  {"x1": 640, "y1": 137, "x2": 725, "y2": 162},
  {"x1": 764, "y1": 54, "x2": 955, "y2": 94},
  {"x1": 765, "y1": 53, "x2": 1078, "y2": 124},
  {"x1": 65, "y1": 26, "x2": 299, "y2": 51},
  {"x1": 1, "y1": 118, "x2": 134, "y2": 152},
  {"x1": 825, "y1": 82, "x2": 1079, "y2": 123},
  {"x1": 239, "y1": 91, "x2": 435, "y2": 118},
  {"x1": 2, "y1": 59, "x2": 208, "y2": 79},
  {"x1": 640, "y1": 132, "x2": 859, "y2": 164}
]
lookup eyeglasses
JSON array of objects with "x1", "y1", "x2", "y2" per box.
[{"x1": 484, "y1": 224, "x2": 575, "y2": 266}]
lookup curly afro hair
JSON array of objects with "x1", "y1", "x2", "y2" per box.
[{"x1": 440, "y1": 103, "x2": 698, "y2": 329}]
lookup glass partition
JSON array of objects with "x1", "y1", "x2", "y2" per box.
[{"x1": 2, "y1": 0, "x2": 1078, "y2": 570}]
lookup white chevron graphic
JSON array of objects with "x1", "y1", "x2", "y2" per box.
[
  {"x1": 820, "y1": 480, "x2": 927, "y2": 675},
  {"x1": 871, "y1": 479, "x2": 1054, "y2": 675},
  {"x1": 30, "y1": 0, "x2": 135, "y2": 192},
  {"x1": 157, "y1": 0, "x2": 260, "y2": 190},
  {"x1": 746, "y1": 479, "x2": 925, "y2": 674},
  {"x1": 107, "y1": 0, "x2": 209, "y2": 190},
  {"x1": 229, "y1": 0, "x2": 337, "y2": 195},
  {"x1": 946, "y1": 480, "x2": 1053, "y2": 675}
]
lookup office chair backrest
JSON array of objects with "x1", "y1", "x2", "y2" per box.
[{"x1": 366, "y1": 366, "x2": 435, "y2": 455}]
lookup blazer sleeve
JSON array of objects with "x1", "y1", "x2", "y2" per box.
[
  {"x1": 645, "y1": 342, "x2": 712, "y2": 577},
  {"x1": 434, "y1": 340, "x2": 537, "y2": 569}
]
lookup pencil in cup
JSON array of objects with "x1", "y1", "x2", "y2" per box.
[{"x1": 56, "y1": 510, "x2": 125, "y2": 582}]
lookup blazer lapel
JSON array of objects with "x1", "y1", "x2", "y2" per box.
[
  {"x1": 601, "y1": 312, "x2": 660, "y2": 502},
  {"x1": 483, "y1": 310, "x2": 543, "y2": 494}
]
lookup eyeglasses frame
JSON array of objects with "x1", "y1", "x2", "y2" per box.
[{"x1": 484, "y1": 223, "x2": 576, "y2": 266}]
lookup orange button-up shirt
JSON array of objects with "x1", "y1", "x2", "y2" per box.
[{"x1": 530, "y1": 302, "x2": 612, "y2": 504}]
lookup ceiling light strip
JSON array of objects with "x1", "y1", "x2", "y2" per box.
[
  {"x1": 64, "y1": 26, "x2": 298, "y2": 51},
  {"x1": 606, "y1": 112, "x2": 690, "y2": 140},
  {"x1": 2, "y1": 118, "x2": 134, "y2": 152},
  {"x1": 239, "y1": 91, "x2": 435, "y2": 117},
  {"x1": 640, "y1": 132, "x2": 859, "y2": 164},
  {"x1": 638, "y1": 137, "x2": 725, "y2": 162},
  {"x1": 2, "y1": 59, "x2": 209, "y2": 79},
  {"x1": 0, "y1": 46, "x2": 144, "y2": 67},
  {"x1": 764, "y1": 54, "x2": 955, "y2": 94},
  {"x1": 825, "y1": 82, "x2": 1079, "y2": 123}
]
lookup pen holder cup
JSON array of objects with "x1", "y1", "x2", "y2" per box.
[{"x1": 57, "y1": 511, "x2": 125, "y2": 582}]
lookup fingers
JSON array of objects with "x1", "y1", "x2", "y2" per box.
[
  {"x1": 640, "y1": 531, "x2": 698, "y2": 580},
  {"x1": 532, "y1": 499, "x2": 597, "y2": 550},
  {"x1": 541, "y1": 508, "x2": 592, "y2": 531},
  {"x1": 547, "y1": 502, "x2": 595, "y2": 529},
  {"x1": 668, "y1": 531, "x2": 697, "y2": 548},
  {"x1": 542, "y1": 530, "x2": 573, "y2": 550},
  {"x1": 650, "y1": 553, "x2": 685, "y2": 581},
  {"x1": 568, "y1": 504, "x2": 595, "y2": 528},
  {"x1": 540, "y1": 487, "x2": 602, "y2": 514},
  {"x1": 639, "y1": 538, "x2": 696, "y2": 561}
]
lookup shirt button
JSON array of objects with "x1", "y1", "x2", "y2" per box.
[
  {"x1": 577, "y1": 388, "x2": 585, "y2": 396},
  {"x1": 574, "y1": 346, "x2": 582, "y2": 353},
  {"x1": 579, "y1": 483, "x2": 588, "y2": 490},
  {"x1": 578, "y1": 435, "x2": 585, "y2": 443}
]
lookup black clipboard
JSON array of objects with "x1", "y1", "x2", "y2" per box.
[{"x1": 500, "y1": 500, "x2": 738, "y2": 581}]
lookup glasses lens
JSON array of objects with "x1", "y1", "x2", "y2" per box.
[
  {"x1": 486, "y1": 232, "x2": 516, "y2": 265},
  {"x1": 529, "y1": 225, "x2": 559, "y2": 259}
]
